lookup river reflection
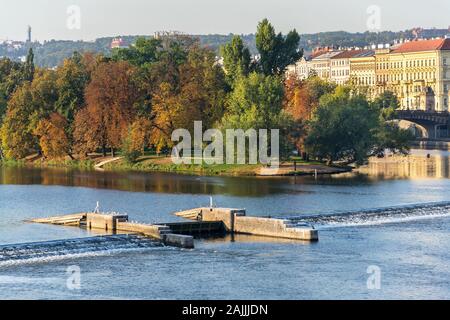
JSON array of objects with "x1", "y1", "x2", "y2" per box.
[
  {"x1": 0, "y1": 166, "x2": 285, "y2": 196},
  {"x1": 359, "y1": 149, "x2": 450, "y2": 179},
  {"x1": 1, "y1": 150, "x2": 449, "y2": 197}
]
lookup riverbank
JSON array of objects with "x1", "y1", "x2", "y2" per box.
[
  {"x1": 101, "y1": 156, "x2": 351, "y2": 176},
  {"x1": 0, "y1": 154, "x2": 350, "y2": 177},
  {"x1": 0, "y1": 157, "x2": 95, "y2": 170}
]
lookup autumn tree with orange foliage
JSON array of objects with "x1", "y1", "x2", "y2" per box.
[
  {"x1": 151, "y1": 47, "x2": 226, "y2": 151},
  {"x1": 73, "y1": 61, "x2": 140, "y2": 157},
  {"x1": 34, "y1": 113, "x2": 71, "y2": 159},
  {"x1": 283, "y1": 75, "x2": 336, "y2": 155},
  {"x1": 122, "y1": 118, "x2": 152, "y2": 162}
]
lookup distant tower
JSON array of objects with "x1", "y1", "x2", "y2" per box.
[{"x1": 27, "y1": 25, "x2": 31, "y2": 43}]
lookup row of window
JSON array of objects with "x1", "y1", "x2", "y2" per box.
[
  {"x1": 331, "y1": 60, "x2": 349, "y2": 67},
  {"x1": 331, "y1": 70, "x2": 350, "y2": 77},
  {"x1": 354, "y1": 77, "x2": 376, "y2": 86},
  {"x1": 376, "y1": 58, "x2": 447, "y2": 70}
]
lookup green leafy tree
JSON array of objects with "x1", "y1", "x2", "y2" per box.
[
  {"x1": 221, "y1": 72, "x2": 294, "y2": 158},
  {"x1": 23, "y1": 48, "x2": 35, "y2": 82},
  {"x1": 255, "y1": 19, "x2": 302, "y2": 76},
  {"x1": 305, "y1": 87, "x2": 411, "y2": 165},
  {"x1": 55, "y1": 52, "x2": 91, "y2": 122},
  {"x1": 372, "y1": 90, "x2": 400, "y2": 121},
  {"x1": 221, "y1": 36, "x2": 251, "y2": 86},
  {"x1": 0, "y1": 58, "x2": 28, "y2": 121},
  {"x1": 112, "y1": 37, "x2": 161, "y2": 67}
]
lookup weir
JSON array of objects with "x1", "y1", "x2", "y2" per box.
[
  {"x1": 29, "y1": 213, "x2": 195, "y2": 249},
  {"x1": 27, "y1": 206, "x2": 318, "y2": 251},
  {"x1": 175, "y1": 207, "x2": 319, "y2": 241}
]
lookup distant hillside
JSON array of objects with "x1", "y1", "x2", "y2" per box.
[{"x1": 1, "y1": 28, "x2": 448, "y2": 68}]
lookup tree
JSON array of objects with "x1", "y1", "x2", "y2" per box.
[
  {"x1": 112, "y1": 37, "x2": 161, "y2": 67},
  {"x1": 0, "y1": 83, "x2": 37, "y2": 159},
  {"x1": 305, "y1": 87, "x2": 411, "y2": 165},
  {"x1": 34, "y1": 113, "x2": 71, "y2": 159},
  {"x1": 151, "y1": 47, "x2": 227, "y2": 149},
  {"x1": 221, "y1": 36, "x2": 251, "y2": 86},
  {"x1": 223, "y1": 72, "x2": 285, "y2": 129},
  {"x1": 122, "y1": 118, "x2": 152, "y2": 162},
  {"x1": 55, "y1": 52, "x2": 91, "y2": 122},
  {"x1": 0, "y1": 67, "x2": 60, "y2": 160},
  {"x1": 113, "y1": 36, "x2": 193, "y2": 122},
  {"x1": 255, "y1": 19, "x2": 302, "y2": 76},
  {"x1": 72, "y1": 107, "x2": 99, "y2": 157},
  {"x1": 73, "y1": 61, "x2": 139, "y2": 156},
  {"x1": 372, "y1": 90, "x2": 400, "y2": 121},
  {"x1": 221, "y1": 72, "x2": 294, "y2": 158},
  {"x1": 0, "y1": 58, "x2": 25, "y2": 120},
  {"x1": 284, "y1": 75, "x2": 336, "y2": 121},
  {"x1": 23, "y1": 48, "x2": 35, "y2": 82},
  {"x1": 283, "y1": 76, "x2": 336, "y2": 154}
]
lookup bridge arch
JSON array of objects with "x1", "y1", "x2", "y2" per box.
[{"x1": 395, "y1": 110, "x2": 450, "y2": 139}]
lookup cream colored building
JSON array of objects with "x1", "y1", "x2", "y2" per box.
[
  {"x1": 309, "y1": 51, "x2": 342, "y2": 79},
  {"x1": 330, "y1": 50, "x2": 363, "y2": 85},
  {"x1": 286, "y1": 47, "x2": 338, "y2": 80},
  {"x1": 286, "y1": 56, "x2": 311, "y2": 80}
]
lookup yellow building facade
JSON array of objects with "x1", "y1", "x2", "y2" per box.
[
  {"x1": 288, "y1": 38, "x2": 450, "y2": 111},
  {"x1": 380, "y1": 39, "x2": 450, "y2": 111},
  {"x1": 349, "y1": 50, "x2": 376, "y2": 97}
]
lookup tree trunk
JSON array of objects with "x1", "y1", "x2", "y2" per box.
[
  {"x1": 111, "y1": 147, "x2": 115, "y2": 157},
  {"x1": 326, "y1": 157, "x2": 333, "y2": 166},
  {"x1": 102, "y1": 146, "x2": 106, "y2": 157}
]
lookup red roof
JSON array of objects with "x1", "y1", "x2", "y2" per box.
[{"x1": 392, "y1": 38, "x2": 450, "y2": 53}]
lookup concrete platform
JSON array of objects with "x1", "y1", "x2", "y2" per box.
[{"x1": 175, "y1": 207, "x2": 319, "y2": 241}]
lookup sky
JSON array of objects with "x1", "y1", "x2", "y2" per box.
[{"x1": 0, "y1": 0, "x2": 449, "y2": 41}]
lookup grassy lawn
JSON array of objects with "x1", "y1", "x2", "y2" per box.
[
  {"x1": 104, "y1": 156, "x2": 262, "y2": 176},
  {"x1": 1, "y1": 153, "x2": 342, "y2": 177},
  {"x1": 287, "y1": 156, "x2": 323, "y2": 165}
]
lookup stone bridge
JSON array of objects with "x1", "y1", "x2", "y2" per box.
[{"x1": 395, "y1": 110, "x2": 450, "y2": 139}]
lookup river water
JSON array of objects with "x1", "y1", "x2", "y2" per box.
[{"x1": 0, "y1": 150, "x2": 450, "y2": 299}]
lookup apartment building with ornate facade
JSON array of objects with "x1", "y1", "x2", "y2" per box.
[
  {"x1": 287, "y1": 38, "x2": 450, "y2": 111},
  {"x1": 329, "y1": 50, "x2": 361, "y2": 84}
]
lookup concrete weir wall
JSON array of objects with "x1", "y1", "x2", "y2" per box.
[
  {"x1": 85, "y1": 213, "x2": 194, "y2": 248},
  {"x1": 116, "y1": 221, "x2": 165, "y2": 239},
  {"x1": 86, "y1": 213, "x2": 128, "y2": 231},
  {"x1": 199, "y1": 208, "x2": 318, "y2": 241},
  {"x1": 162, "y1": 234, "x2": 194, "y2": 249},
  {"x1": 234, "y1": 216, "x2": 318, "y2": 241}
]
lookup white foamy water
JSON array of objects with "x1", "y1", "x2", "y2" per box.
[
  {"x1": 280, "y1": 201, "x2": 450, "y2": 229},
  {"x1": 0, "y1": 234, "x2": 165, "y2": 267}
]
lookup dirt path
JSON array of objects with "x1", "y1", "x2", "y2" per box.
[{"x1": 94, "y1": 157, "x2": 123, "y2": 171}]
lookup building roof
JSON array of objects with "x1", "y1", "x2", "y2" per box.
[
  {"x1": 354, "y1": 50, "x2": 375, "y2": 57},
  {"x1": 330, "y1": 50, "x2": 365, "y2": 59},
  {"x1": 391, "y1": 38, "x2": 450, "y2": 53},
  {"x1": 312, "y1": 51, "x2": 342, "y2": 60}
]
